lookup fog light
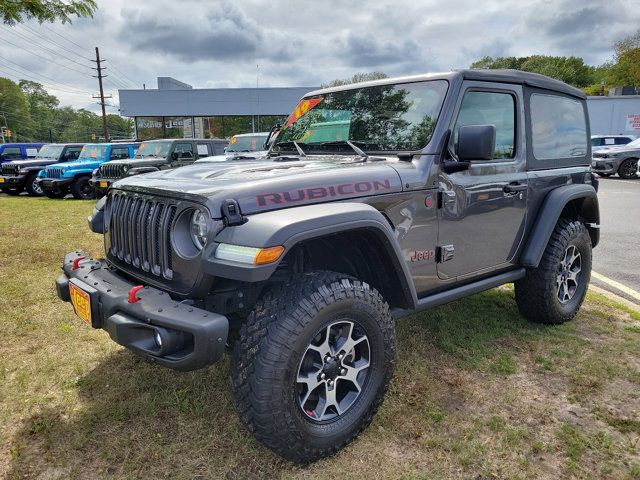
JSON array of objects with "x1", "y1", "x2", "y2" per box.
[{"x1": 154, "y1": 331, "x2": 163, "y2": 348}]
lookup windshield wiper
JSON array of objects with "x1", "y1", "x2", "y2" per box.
[
  {"x1": 274, "y1": 140, "x2": 308, "y2": 156},
  {"x1": 315, "y1": 140, "x2": 368, "y2": 159}
]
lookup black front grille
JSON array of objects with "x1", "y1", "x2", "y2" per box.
[
  {"x1": 100, "y1": 163, "x2": 126, "y2": 179},
  {"x1": 44, "y1": 167, "x2": 63, "y2": 179},
  {"x1": 108, "y1": 192, "x2": 177, "y2": 279},
  {"x1": 1, "y1": 163, "x2": 18, "y2": 175}
]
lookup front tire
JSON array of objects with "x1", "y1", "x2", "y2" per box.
[
  {"x1": 71, "y1": 176, "x2": 95, "y2": 200},
  {"x1": 230, "y1": 271, "x2": 395, "y2": 463},
  {"x1": 515, "y1": 219, "x2": 592, "y2": 324},
  {"x1": 618, "y1": 158, "x2": 638, "y2": 179},
  {"x1": 25, "y1": 173, "x2": 44, "y2": 196}
]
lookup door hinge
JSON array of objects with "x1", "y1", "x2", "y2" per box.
[
  {"x1": 437, "y1": 245, "x2": 455, "y2": 263},
  {"x1": 438, "y1": 189, "x2": 456, "y2": 209},
  {"x1": 221, "y1": 199, "x2": 245, "y2": 226}
]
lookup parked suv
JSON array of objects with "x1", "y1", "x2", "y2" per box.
[
  {"x1": 37, "y1": 143, "x2": 137, "y2": 199},
  {"x1": 56, "y1": 70, "x2": 599, "y2": 463},
  {"x1": 0, "y1": 143, "x2": 44, "y2": 163},
  {"x1": 90, "y1": 138, "x2": 227, "y2": 195},
  {"x1": 591, "y1": 134, "x2": 635, "y2": 152},
  {"x1": 591, "y1": 136, "x2": 640, "y2": 178},
  {"x1": 0, "y1": 143, "x2": 84, "y2": 196}
]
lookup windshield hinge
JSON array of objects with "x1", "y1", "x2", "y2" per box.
[{"x1": 221, "y1": 199, "x2": 245, "y2": 226}]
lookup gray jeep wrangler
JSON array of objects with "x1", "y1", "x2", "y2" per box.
[{"x1": 55, "y1": 69, "x2": 599, "y2": 463}]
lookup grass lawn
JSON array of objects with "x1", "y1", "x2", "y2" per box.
[{"x1": 1, "y1": 195, "x2": 639, "y2": 479}]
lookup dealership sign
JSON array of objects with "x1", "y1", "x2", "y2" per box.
[{"x1": 626, "y1": 114, "x2": 640, "y2": 132}]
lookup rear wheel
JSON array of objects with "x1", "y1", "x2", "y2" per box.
[
  {"x1": 44, "y1": 189, "x2": 67, "y2": 199},
  {"x1": 230, "y1": 271, "x2": 395, "y2": 463},
  {"x1": 25, "y1": 173, "x2": 44, "y2": 196},
  {"x1": 71, "y1": 176, "x2": 95, "y2": 200},
  {"x1": 515, "y1": 219, "x2": 592, "y2": 324},
  {"x1": 618, "y1": 158, "x2": 638, "y2": 179}
]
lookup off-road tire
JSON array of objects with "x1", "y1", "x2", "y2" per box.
[
  {"x1": 44, "y1": 189, "x2": 67, "y2": 199},
  {"x1": 596, "y1": 172, "x2": 612, "y2": 177},
  {"x1": 515, "y1": 219, "x2": 592, "y2": 324},
  {"x1": 618, "y1": 158, "x2": 638, "y2": 179},
  {"x1": 25, "y1": 172, "x2": 44, "y2": 196},
  {"x1": 70, "y1": 176, "x2": 95, "y2": 200},
  {"x1": 230, "y1": 271, "x2": 395, "y2": 464},
  {"x1": 2, "y1": 186, "x2": 22, "y2": 196}
]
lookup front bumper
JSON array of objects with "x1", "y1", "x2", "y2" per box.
[
  {"x1": 36, "y1": 177, "x2": 73, "y2": 192},
  {"x1": 56, "y1": 250, "x2": 229, "y2": 371},
  {"x1": 0, "y1": 174, "x2": 26, "y2": 188},
  {"x1": 88, "y1": 176, "x2": 113, "y2": 194},
  {"x1": 591, "y1": 159, "x2": 619, "y2": 174}
]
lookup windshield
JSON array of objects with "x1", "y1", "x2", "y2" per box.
[
  {"x1": 78, "y1": 145, "x2": 108, "y2": 160},
  {"x1": 36, "y1": 145, "x2": 65, "y2": 159},
  {"x1": 135, "y1": 141, "x2": 172, "y2": 158},
  {"x1": 625, "y1": 137, "x2": 640, "y2": 148},
  {"x1": 226, "y1": 134, "x2": 268, "y2": 153},
  {"x1": 274, "y1": 80, "x2": 448, "y2": 153}
]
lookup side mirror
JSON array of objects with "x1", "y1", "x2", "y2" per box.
[
  {"x1": 457, "y1": 124, "x2": 496, "y2": 161},
  {"x1": 171, "y1": 151, "x2": 179, "y2": 160}
]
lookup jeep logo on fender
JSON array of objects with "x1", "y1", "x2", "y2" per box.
[{"x1": 257, "y1": 180, "x2": 392, "y2": 206}]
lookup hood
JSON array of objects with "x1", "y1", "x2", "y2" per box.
[
  {"x1": 113, "y1": 155, "x2": 404, "y2": 217},
  {"x1": 107, "y1": 158, "x2": 166, "y2": 168},
  {"x1": 594, "y1": 145, "x2": 640, "y2": 155},
  {"x1": 197, "y1": 151, "x2": 269, "y2": 163},
  {"x1": 3, "y1": 158, "x2": 56, "y2": 170},
  {"x1": 52, "y1": 158, "x2": 104, "y2": 169}
]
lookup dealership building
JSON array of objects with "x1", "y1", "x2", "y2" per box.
[
  {"x1": 119, "y1": 77, "x2": 640, "y2": 140},
  {"x1": 118, "y1": 77, "x2": 316, "y2": 140}
]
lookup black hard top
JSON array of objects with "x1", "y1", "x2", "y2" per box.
[
  {"x1": 144, "y1": 138, "x2": 227, "y2": 143},
  {"x1": 308, "y1": 69, "x2": 586, "y2": 100},
  {"x1": 44, "y1": 143, "x2": 86, "y2": 147}
]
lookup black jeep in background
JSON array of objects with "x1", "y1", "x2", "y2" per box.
[
  {"x1": 0, "y1": 143, "x2": 85, "y2": 196},
  {"x1": 56, "y1": 69, "x2": 599, "y2": 463},
  {"x1": 90, "y1": 138, "x2": 228, "y2": 195}
]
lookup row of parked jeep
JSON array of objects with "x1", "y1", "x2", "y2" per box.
[{"x1": 0, "y1": 132, "x2": 271, "y2": 199}]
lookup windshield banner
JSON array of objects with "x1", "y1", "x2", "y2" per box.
[{"x1": 284, "y1": 98, "x2": 322, "y2": 128}]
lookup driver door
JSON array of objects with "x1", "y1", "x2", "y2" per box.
[{"x1": 437, "y1": 83, "x2": 528, "y2": 280}]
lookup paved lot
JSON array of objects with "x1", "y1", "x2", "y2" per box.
[{"x1": 591, "y1": 176, "x2": 640, "y2": 305}]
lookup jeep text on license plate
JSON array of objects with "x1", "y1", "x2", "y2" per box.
[{"x1": 69, "y1": 283, "x2": 92, "y2": 325}]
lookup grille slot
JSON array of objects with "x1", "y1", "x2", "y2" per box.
[
  {"x1": 108, "y1": 192, "x2": 177, "y2": 279},
  {"x1": 44, "y1": 167, "x2": 63, "y2": 178},
  {"x1": 1, "y1": 163, "x2": 18, "y2": 175},
  {"x1": 100, "y1": 163, "x2": 126, "y2": 179}
]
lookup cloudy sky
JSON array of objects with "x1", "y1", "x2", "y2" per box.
[{"x1": 1, "y1": 0, "x2": 639, "y2": 113}]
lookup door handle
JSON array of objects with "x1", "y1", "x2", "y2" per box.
[{"x1": 503, "y1": 182, "x2": 527, "y2": 194}]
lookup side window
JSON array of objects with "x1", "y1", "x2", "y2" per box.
[
  {"x1": 454, "y1": 91, "x2": 516, "y2": 159},
  {"x1": 591, "y1": 138, "x2": 603, "y2": 147},
  {"x1": 2, "y1": 147, "x2": 22, "y2": 159},
  {"x1": 196, "y1": 143, "x2": 210, "y2": 157},
  {"x1": 110, "y1": 147, "x2": 130, "y2": 160},
  {"x1": 530, "y1": 94, "x2": 587, "y2": 161},
  {"x1": 603, "y1": 137, "x2": 616, "y2": 146},
  {"x1": 65, "y1": 147, "x2": 82, "y2": 160},
  {"x1": 26, "y1": 148, "x2": 39, "y2": 157},
  {"x1": 213, "y1": 142, "x2": 226, "y2": 155},
  {"x1": 615, "y1": 137, "x2": 631, "y2": 145},
  {"x1": 174, "y1": 143, "x2": 194, "y2": 159}
]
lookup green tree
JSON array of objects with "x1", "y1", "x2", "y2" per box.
[
  {"x1": 606, "y1": 29, "x2": 640, "y2": 87},
  {"x1": 19, "y1": 80, "x2": 59, "y2": 141},
  {"x1": 1, "y1": 0, "x2": 96, "y2": 25},
  {"x1": 321, "y1": 72, "x2": 388, "y2": 88},
  {"x1": 470, "y1": 55, "x2": 598, "y2": 88},
  {"x1": 0, "y1": 77, "x2": 33, "y2": 141}
]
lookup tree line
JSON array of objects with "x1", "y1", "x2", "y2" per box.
[{"x1": 0, "y1": 78, "x2": 133, "y2": 143}]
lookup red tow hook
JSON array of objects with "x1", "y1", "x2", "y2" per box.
[
  {"x1": 128, "y1": 285, "x2": 145, "y2": 303},
  {"x1": 71, "y1": 256, "x2": 86, "y2": 270}
]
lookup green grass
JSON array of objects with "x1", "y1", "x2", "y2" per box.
[{"x1": 1, "y1": 195, "x2": 640, "y2": 479}]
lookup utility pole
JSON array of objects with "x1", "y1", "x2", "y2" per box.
[{"x1": 91, "y1": 47, "x2": 111, "y2": 142}]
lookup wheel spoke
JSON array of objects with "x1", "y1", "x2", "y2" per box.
[
  {"x1": 306, "y1": 324, "x2": 332, "y2": 358},
  {"x1": 341, "y1": 361, "x2": 369, "y2": 391},
  {"x1": 320, "y1": 383, "x2": 341, "y2": 417}
]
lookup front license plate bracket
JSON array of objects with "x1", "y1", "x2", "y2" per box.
[{"x1": 68, "y1": 278, "x2": 101, "y2": 328}]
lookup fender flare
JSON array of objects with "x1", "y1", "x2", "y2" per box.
[
  {"x1": 519, "y1": 184, "x2": 599, "y2": 268},
  {"x1": 202, "y1": 202, "x2": 418, "y2": 308}
]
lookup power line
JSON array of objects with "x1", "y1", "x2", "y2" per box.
[
  {"x1": 19, "y1": 24, "x2": 91, "y2": 62},
  {"x1": 0, "y1": 67, "x2": 92, "y2": 97},
  {"x1": 0, "y1": 37, "x2": 93, "y2": 77},
  {"x1": 3, "y1": 25, "x2": 93, "y2": 71},
  {"x1": 41, "y1": 24, "x2": 93, "y2": 55},
  {"x1": 0, "y1": 57, "x2": 93, "y2": 94}
]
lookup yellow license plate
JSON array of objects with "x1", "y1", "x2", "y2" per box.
[
  {"x1": 69, "y1": 283, "x2": 92, "y2": 325},
  {"x1": 0, "y1": 178, "x2": 5, "y2": 183},
  {"x1": 99, "y1": 181, "x2": 108, "y2": 188}
]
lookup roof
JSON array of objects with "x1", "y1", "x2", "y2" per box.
[
  {"x1": 306, "y1": 69, "x2": 586, "y2": 100},
  {"x1": 232, "y1": 132, "x2": 269, "y2": 137},
  {"x1": 142, "y1": 138, "x2": 227, "y2": 143}
]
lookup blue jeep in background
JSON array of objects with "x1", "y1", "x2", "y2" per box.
[
  {"x1": 37, "y1": 143, "x2": 136, "y2": 199},
  {"x1": 0, "y1": 143, "x2": 45, "y2": 163}
]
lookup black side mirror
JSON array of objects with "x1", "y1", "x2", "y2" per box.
[
  {"x1": 171, "y1": 151, "x2": 179, "y2": 160},
  {"x1": 457, "y1": 124, "x2": 496, "y2": 161}
]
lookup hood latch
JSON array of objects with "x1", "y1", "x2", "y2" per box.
[{"x1": 221, "y1": 199, "x2": 245, "y2": 226}]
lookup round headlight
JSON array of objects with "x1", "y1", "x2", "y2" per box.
[
  {"x1": 122, "y1": 165, "x2": 129, "y2": 173},
  {"x1": 190, "y1": 210, "x2": 209, "y2": 250},
  {"x1": 60, "y1": 168, "x2": 66, "y2": 175}
]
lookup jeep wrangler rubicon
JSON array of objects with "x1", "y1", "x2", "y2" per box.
[{"x1": 55, "y1": 69, "x2": 599, "y2": 463}]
